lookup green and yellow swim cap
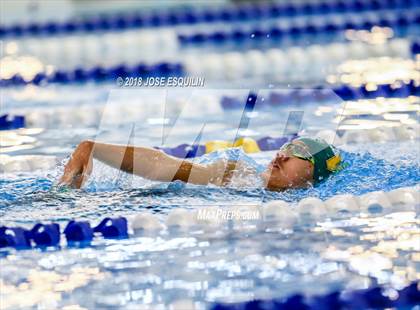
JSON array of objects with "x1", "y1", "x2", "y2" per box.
[{"x1": 280, "y1": 137, "x2": 342, "y2": 184}]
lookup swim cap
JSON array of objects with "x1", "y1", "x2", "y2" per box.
[{"x1": 291, "y1": 137, "x2": 342, "y2": 184}]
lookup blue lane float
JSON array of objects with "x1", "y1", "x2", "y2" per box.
[
  {"x1": 0, "y1": 62, "x2": 184, "y2": 87},
  {"x1": 28, "y1": 223, "x2": 61, "y2": 247},
  {"x1": 178, "y1": 11, "x2": 420, "y2": 46},
  {"x1": 1, "y1": 0, "x2": 416, "y2": 38},
  {"x1": 0, "y1": 217, "x2": 128, "y2": 250},
  {"x1": 220, "y1": 80, "x2": 420, "y2": 110},
  {"x1": 155, "y1": 144, "x2": 207, "y2": 159},
  {"x1": 257, "y1": 136, "x2": 291, "y2": 151},
  {"x1": 412, "y1": 39, "x2": 420, "y2": 54},
  {"x1": 335, "y1": 80, "x2": 419, "y2": 100},
  {"x1": 0, "y1": 114, "x2": 25, "y2": 130},
  {"x1": 154, "y1": 134, "x2": 297, "y2": 158},
  {"x1": 93, "y1": 217, "x2": 128, "y2": 239},
  {"x1": 0, "y1": 227, "x2": 31, "y2": 249},
  {"x1": 64, "y1": 221, "x2": 94, "y2": 242},
  {"x1": 209, "y1": 281, "x2": 420, "y2": 310}
]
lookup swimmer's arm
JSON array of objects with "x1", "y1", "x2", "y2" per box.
[
  {"x1": 91, "y1": 141, "x2": 211, "y2": 184},
  {"x1": 59, "y1": 140, "x2": 232, "y2": 188}
]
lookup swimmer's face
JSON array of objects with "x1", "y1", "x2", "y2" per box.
[{"x1": 261, "y1": 149, "x2": 314, "y2": 191}]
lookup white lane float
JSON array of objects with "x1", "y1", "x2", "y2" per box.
[
  {"x1": 261, "y1": 200, "x2": 298, "y2": 228},
  {"x1": 130, "y1": 213, "x2": 164, "y2": 231},
  {"x1": 185, "y1": 39, "x2": 410, "y2": 82},
  {"x1": 1, "y1": 185, "x2": 417, "y2": 250},
  {"x1": 245, "y1": 50, "x2": 268, "y2": 77},
  {"x1": 367, "y1": 127, "x2": 396, "y2": 142},
  {"x1": 400, "y1": 123, "x2": 420, "y2": 140},
  {"x1": 358, "y1": 190, "x2": 392, "y2": 213},
  {"x1": 223, "y1": 52, "x2": 246, "y2": 80},
  {"x1": 348, "y1": 41, "x2": 368, "y2": 59},
  {"x1": 228, "y1": 205, "x2": 262, "y2": 231},
  {"x1": 118, "y1": 186, "x2": 420, "y2": 236},
  {"x1": 387, "y1": 187, "x2": 419, "y2": 206},
  {"x1": 325, "y1": 194, "x2": 360, "y2": 213},
  {"x1": 327, "y1": 42, "x2": 348, "y2": 64},
  {"x1": 266, "y1": 49, "x2": 288, "y2": 76},
  {"x1": 341, "y1": 130, "x2": 370, "y2": 144},
  {"x1": 297, "y1": 197, "x2": 328, "y2": 220},
  {"x1": 193, "y1": 206, "x2": 228, "y2": 228},
  {"x1": 166, "y1": 209, "x2": 197, "y2": 228},
  {"x1": 392, "y1": 125, "x2": 413, "y2": 140},
  {"x1": 389, "y1": 38, "x2": 411, "y2": 58}
]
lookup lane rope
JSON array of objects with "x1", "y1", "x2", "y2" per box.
[{"x1": 1, "y1": 0, "x2": 415, "y2": 38}]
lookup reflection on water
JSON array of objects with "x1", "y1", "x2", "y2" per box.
[
  {"x1": 328, "y1": 57, "x2": 419, "y2": 86},
  {"x1": 0, "y1": 209, "x2": 418, "y2": 309},
  {"x1": 0, "y1": 266, "x2": 106, "y2": 309}
]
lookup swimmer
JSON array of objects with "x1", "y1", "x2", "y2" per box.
[{"x1": 59, "y1": 137, "x2": 342, "y2": 191}]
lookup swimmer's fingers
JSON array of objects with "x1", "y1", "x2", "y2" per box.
[
  {"x1": 59, "y1": 169, "x2": 90, "y2": 189},
  {"x1": 71, "y1": 172, "x2": 90, "y2": 189},
  {"x1": 58, "y1": 158, "x2": 78, "y2": 185},
  {"x1": 59, "y1": 164, "x2": 82, "y2": 188},
  {"x1": 59, "y1": 142, "x2": 94, "y2": 188},
  {"x1": 73, "y1": 159, "x2": 93, "y2": 189},
  {"x1": 58, "y1": 156, "x2": 84, "y2": 188},
  {"x1": 60, "y1": 157, "x2": 93, "y2": 189}
]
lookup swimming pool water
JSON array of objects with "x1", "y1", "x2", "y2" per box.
[
  {"x1": 1, "y1": 168, "x2": 418, "y2": 309},
  {"x1": 0, "y1": 83, "x2": 419, "y2": 310},
  {"x1": 1, "y1": 125, "x2": 419, "y2": 307},
  {"x1": 1, "y1": 2, "x2": 420, "y2": 308},
  {"x1": 1, "y1": 77, "x2": 419, "y2": 309}
]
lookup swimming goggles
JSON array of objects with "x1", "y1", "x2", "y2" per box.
[{"x1": 279, "y1": 141, "x2": 315, "y2": 165}]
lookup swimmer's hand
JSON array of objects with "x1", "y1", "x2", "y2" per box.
[
  {"x1": 59, "y1": 140, "x2": 94, "y2": 189},
  {"x1": 207, "y1": 160, "x2": 247, "y2": 186}
]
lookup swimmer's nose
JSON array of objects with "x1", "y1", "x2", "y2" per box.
[
  {"x1": 270, "y1": 153, "x2": 289, "y2": 168},
  {"x1": 276, "y1": 153, "x2": 290, "y2": 162}
]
